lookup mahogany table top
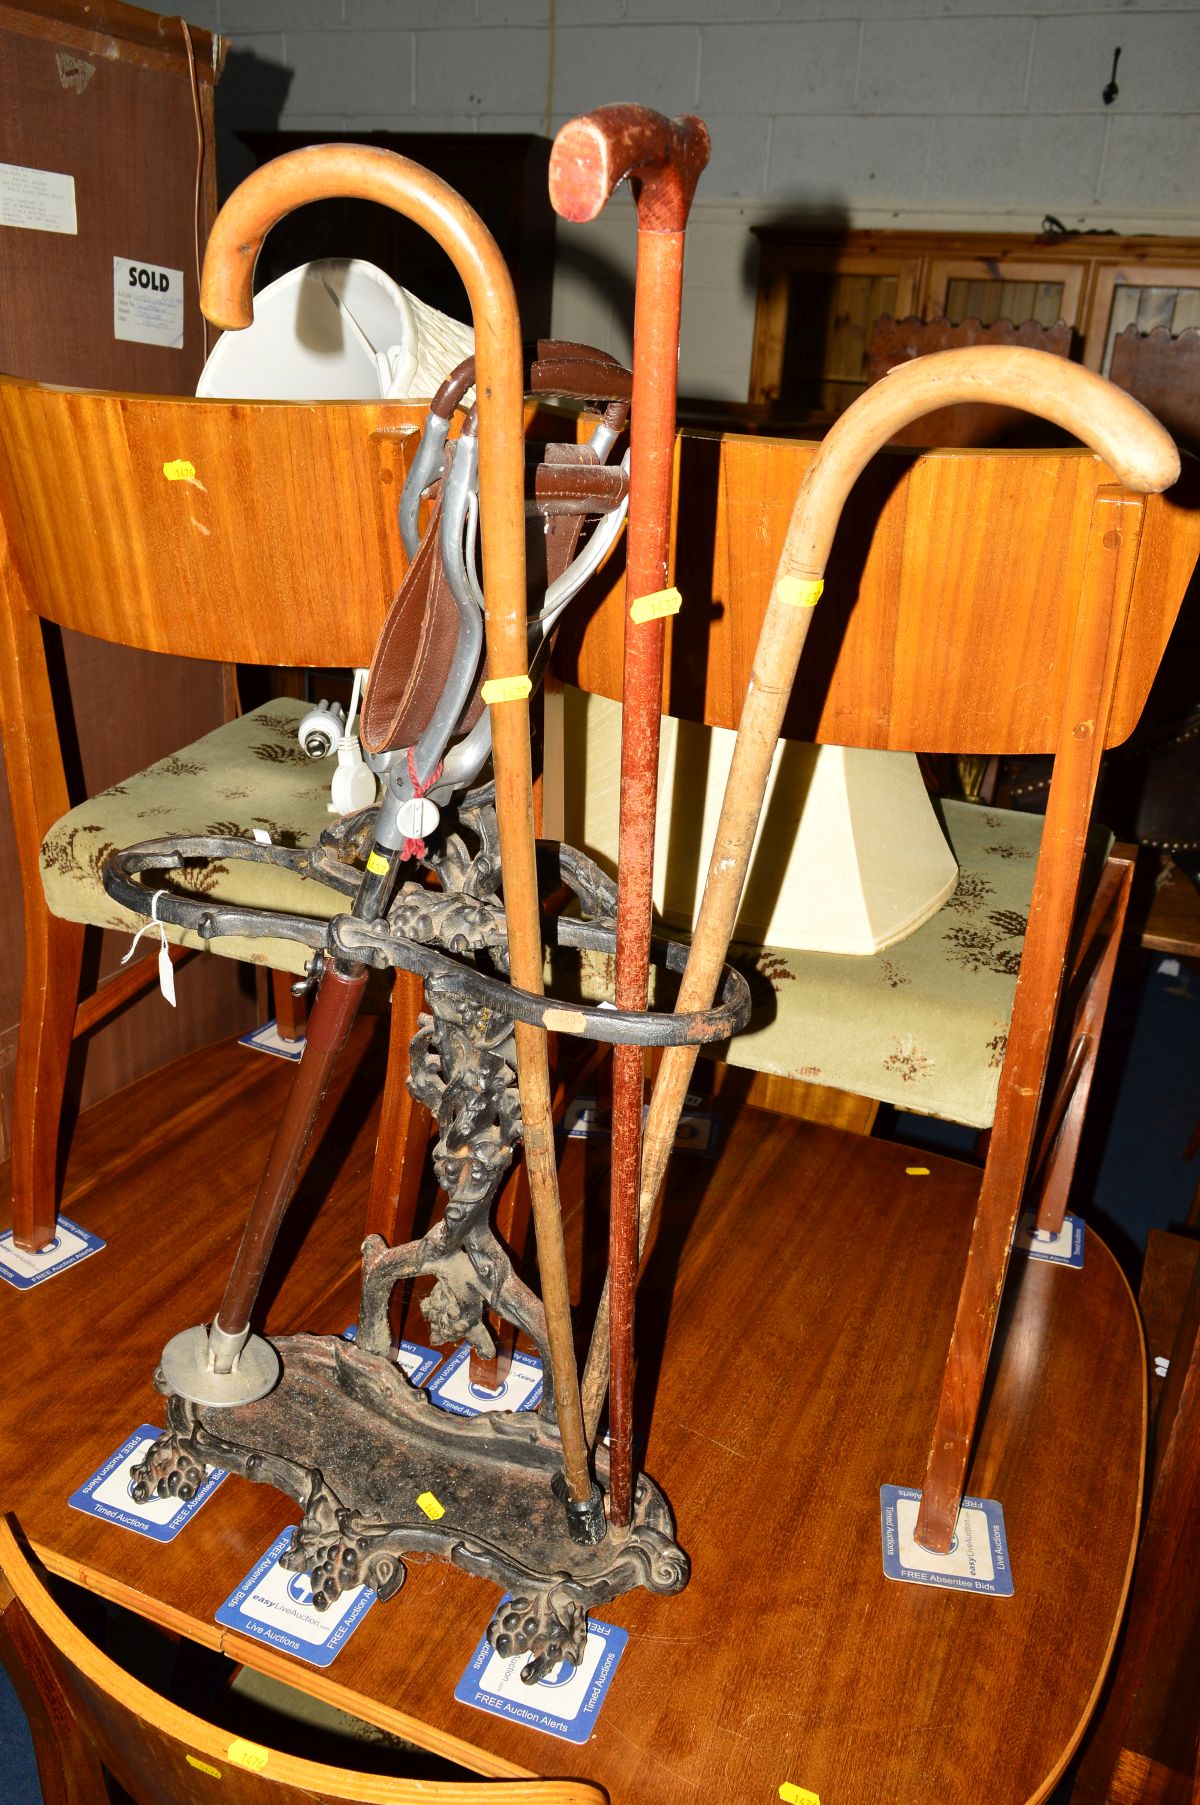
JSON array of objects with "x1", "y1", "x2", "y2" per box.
[{"x1": 0, "y1": 1027, "x2": 1145, "y2": 1803}]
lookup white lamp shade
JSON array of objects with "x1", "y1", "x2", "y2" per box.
[
  {"x1": 196, "y1": 258, "x2": 473, "y2": 403},
  {"x1": 558, "y1": 686, "x2": 958, "y2": 955}
]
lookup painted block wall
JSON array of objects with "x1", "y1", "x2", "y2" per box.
[{"x1": 191, "y1": 0, "x2": 1200, "y2": 400}]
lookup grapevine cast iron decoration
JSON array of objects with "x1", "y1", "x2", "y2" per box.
[{"x1": 106, "y1": 794, "x2": 748, "y2": 1680}]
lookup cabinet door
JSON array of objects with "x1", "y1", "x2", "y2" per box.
[
  {"x1": 750, "y1": 250, "x2": 922, "y2": 416},
  {"x1": 924, "y1": 256, "x2": 1085, "y2": 336},
  {"x1": 1083, "y1": 260, "x2": 1200, "y2": 373}
]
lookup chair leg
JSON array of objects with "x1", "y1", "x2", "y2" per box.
[
  {"x1": 270, "y1": 968, "x2": 307, "y2": 1043},
  {"x1": 11, "y1": 912, "x2": 84, "y2": 1253},
  {"x1": 1033, "y1": 854, "x2": 1133, "y2": 1234},
  {"x1": 364, "y1": 968, "x2": 432, "y2": 1247}
]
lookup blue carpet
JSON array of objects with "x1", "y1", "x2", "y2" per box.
[
  {"x1": 0, "y1": 1660, "x2": 41, "y2": 1804},
  {"x1": 1088, "y1": 954, "x2": 1200, "y2": 1263}
]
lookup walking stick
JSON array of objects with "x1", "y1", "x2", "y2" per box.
[
  {"x1": 550, "y1": 107, "x2": 709, "y2": 1527},
  {"x1": 584, "y1": 345, "x2": 1180, "y2": 1445},
  {"x1": 165, "y1": 146, "x2": 595, "y2": 1523}
]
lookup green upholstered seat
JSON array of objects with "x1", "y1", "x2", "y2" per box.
[
  {"x1": 552, "y1": 797, "x2": 1108, "y2": 1132},
  {"x1": 717, "y1": 799, "x2": 1093, "y2": 1129},
  {"x1": 39, "y1": 698, "x2": 351, "y2": 977}
]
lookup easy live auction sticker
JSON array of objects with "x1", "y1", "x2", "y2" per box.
[
  {"x1": 428, "y1": 1344, "x2": 543, "y2": 1417},
  {"x1": 0, "y1": 1215, "x2": 105, "y2": 1290},
  {"x1": 880, "y1": 1484, "x2": 1013, "y2": 1596},
  {"x1": 1014, "y1": 1210, "x2": 1084, "y2": 1268},
  {"x1": 215, "y1": 1529, "x2": 376, "y2": 1669},
  {"x1": 455, "y1": 1603, "x2": 627, "y2": 1744},
  {"x1": 341, "y1": 1324, "x2": 442, "y2": 1386},
  {"x1": 69, "y1": 1424, "x2": 225, "y2": 1543}
]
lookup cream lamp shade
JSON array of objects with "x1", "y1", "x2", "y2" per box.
[
  {"x1": 554, "y1": 686, "x2": 958, "y2": 955},
  {"x1": 196, "y1": 258, "x2": 474, "y2": 403}
]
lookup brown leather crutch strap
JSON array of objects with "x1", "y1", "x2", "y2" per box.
[
  {"x1": 429, "y1": 341, "x2": 632, "y2": 420},
  {"x1": 360, "y1": 340, "x2": 632, "y2": 758}
]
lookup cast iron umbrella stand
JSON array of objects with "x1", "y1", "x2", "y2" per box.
[{"x1": 103, "y1": 130, "x2": 748, "y2": 1684}]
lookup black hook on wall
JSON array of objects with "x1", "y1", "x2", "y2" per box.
[{"x1": 1102, "y1": 46, "x2": 1121, "y2": 106}]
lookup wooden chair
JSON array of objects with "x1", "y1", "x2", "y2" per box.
[
  {"x1": 865, "y1": 314, "x2": 1075, "y2": 446},
  {"x1": 551, "y1": 446, "x2": 1152, "y2": 1235},
  {"x1": 0, "y1": 377, "x2": 433, "y2": 1255},
  {"x1": 0, "y1": 1516, "x2": 603, "y2": 1805},
  {"x1": 1109, "y1": 323, "x2": 1200, "y2": 455},
  {"x1": 555, "y1": 425, "x2": 1200, "y2": 1539}
]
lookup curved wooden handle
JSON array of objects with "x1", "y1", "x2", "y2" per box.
[
  {"x1": 786, "y1": 346, "x2": 1179, "y2": 581},
  {"x1": 202, "y1": 143, "x2": 506, "y2": 333},
  {"x1": 549, "y1": 104, "x2": 710, "y2": 232},
  {"x1": 201, "y1": 145, "x2": 596, "y2": 1506},
  {"x1": 199, "y1": 145, "x2": 525, "y2": 679},
  {"x1": 635, "y1": 344, "x2": 1181, "y2": 1326}
]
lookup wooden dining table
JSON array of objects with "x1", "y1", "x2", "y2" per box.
[{"x1": 0, "y1": 1021, "x2": 1145, "y2": 1803}]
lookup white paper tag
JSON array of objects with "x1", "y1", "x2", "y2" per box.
[
  {"x1": 113, "y1": 257, "x2": 184, "y2": 349},
  {"x1": 157, "y1": 940, "x2": 177, "y2": 1007},
  {"x1": 0, "y1": 162, "x2": 77, "y2": 235}
]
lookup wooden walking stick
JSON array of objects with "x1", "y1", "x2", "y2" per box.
[
  {"x1": 169, "y1": 146, "x2": 596, "y2": 1524},
  {"x1": 550, "y1": 106, "x2": 709, "y2": 1528},
  {"x1": 583, "y1": 345, "x2": 1180, "y2": 1451}
]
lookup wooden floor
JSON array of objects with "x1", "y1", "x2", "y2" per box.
[{"x1": 0, "y1": 1026, "x2": 1145, "y2": 1804}]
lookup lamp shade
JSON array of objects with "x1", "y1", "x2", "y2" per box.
[
  {"x1": 196, "y1": 258, "x2": 473, "y2": 402},
  {"x1": 558, "y1": 686, "x2": 958, "y2": 955}
]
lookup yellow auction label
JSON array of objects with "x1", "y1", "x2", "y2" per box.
[
  {"x1": 417, "y1": 1490, "x2": 446, "y2": 1520},
  {"x1": 366, "y1": 850, "x2": 391, "y2": 876},
  {"x1": 906, "y1": 1166, "x2": 930, "y2": 1177},
  {"x1": 629, "y1": 585, "x2": 682, "y2": 625},
  {"x1": 186, "y1": 1754, "x2": 222, "y2": 1778},
  {"x1": 779, "y1": 1786, "x2": 821, "y2": 1805},
  {"x1": 227, "y1": 1740, "x2": 269, "y2": 1773},
  {"x1": 481, "y1": 674, "x2": 532, "y2": 706},
  {"x1": 162, "y1": 458, "x2": 197, "y2": 482},
  {"x1": 776, "y1": 576, "x2": 824, "y2": 609}
]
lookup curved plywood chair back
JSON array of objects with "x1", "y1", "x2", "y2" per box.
[
  {"x1": 557, "y1": 430, "x2": 1200, "y2": 757},
  {"x1": 0, "y1": 1518, "x2": 605, "y2": 1805},
  {"x1": 0, "y1": 376, "x2": 426, "y2": 670}
]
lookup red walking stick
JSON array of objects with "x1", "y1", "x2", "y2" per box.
[{"x1": 550, "y1": 106, "x2": 709, "y2": 1528}]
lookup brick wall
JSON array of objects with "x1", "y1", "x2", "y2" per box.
[{"x1": 191, "y1": 0, "x2": 1200, "y2": 399}]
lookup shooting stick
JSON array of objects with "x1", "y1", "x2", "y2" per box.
[
  {"x1": 550, "y1": 106, "x2": 710, "y2": 1527},
  {"x1": 199, "y1": 146, "x2": 594, "y2": 1511},
  {"x1": 583, "y1": 345, "x2": 1180, "y2": 1445}
]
